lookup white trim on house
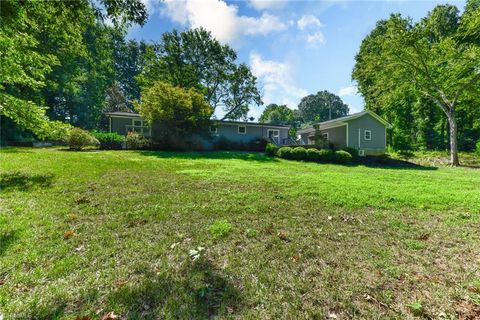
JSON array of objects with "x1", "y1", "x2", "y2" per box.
[
  {"x1": 364, "y1": 130, "x2": 372, "y2": 141},
  {"x1": 358, "y1": 128, "x2": 361, "y2": 148},
  {"x1": 267, "y1": 129, "x2": 280, "y2": 144},
  {"x1": 109, "y1": 117, "x2": 112, "y2": 132},
  {"x1": 238, "y1": 125, "x2": 246, "y2": 134},
  {"x1": 322, "y1": 132, "x2": 329, "y2": 140},
  {"x1": 346, "y1": 123, "x2": 349, "y2": 147}
]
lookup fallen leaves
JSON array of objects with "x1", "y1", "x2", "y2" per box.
[
  {"x1": 456, "y1": 300, "x2": 480, "y2": 320},
  {"x1": 63, "y1": 230, "x2": 74, "y2": 239},
  {"x1": 100, "y1": 311, "x2": 118, "y2": 320}
]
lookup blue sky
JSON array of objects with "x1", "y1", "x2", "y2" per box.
[{"x1": 128, "y1": 0, "x2": 466, "y2": 120}]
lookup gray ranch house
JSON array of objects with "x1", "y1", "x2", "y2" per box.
[
  {"x1": 297, "y1": 110, "x2": 392, "y2": 155},
  {"x1": 105, "y1": 112, "x2": 291, "y2": 146}
]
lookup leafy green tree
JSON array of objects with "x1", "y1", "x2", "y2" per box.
[
  {"x1": 353, "y1": 2, "x2": 480, "y2": 165},
  {"x1": 138, "y1": 28, "x2": 262, "y2": 120},
  {"x1": 0, "y1": 0, "x2": 147, "y2": 139},
  {"x1": 297, "y1": 90, "x2": 349, "y2": 124},
  {"x1": 259, "y1": 104, "x2": 295, "y2": 125},
  {"x1": 135, "y1": 81, "x2": 213, "y2": 148}
]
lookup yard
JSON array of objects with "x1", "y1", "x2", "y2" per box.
[{"x1": 1, "y1": 148, "x2": 479, "y2": 319}]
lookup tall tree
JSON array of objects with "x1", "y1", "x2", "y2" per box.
[
  {"x1": 259, "y1": 104, "x2": 295, "y2": 125},
  {"x1": 0, "y1": 0, "x2": 148, "y2": 138},
  {"x1": 297, "y1": 90, "x2": 349, "y2": 124},
  {"x1": 353, "y1": 2, "x2": 480, "y2": 165},
  {"x1": 138, "y1": 28, "x2": 262, "y2": 120}
]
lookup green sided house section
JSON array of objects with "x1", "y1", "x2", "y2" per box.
[
  {"x1": 105, "y1": 112, "x2": 291, "y2": 146},
  {"x1": 106, "y1": 112, "x2": 151, "y2": 137},
  {"x1": 297, "y1": 110, "x2": 391, "y2": 155}
]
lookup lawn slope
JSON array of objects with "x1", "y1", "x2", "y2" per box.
[{"x1": 1, "y1": 148, "x2": 479, "y2": 319}]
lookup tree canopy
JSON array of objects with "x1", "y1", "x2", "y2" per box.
[
  {"x1": 0, "y1": 0, "x2": 148, "y2": 141},
  {"x1": 297, "y1": 90, "x2": 349, "y2": 124},
  {"x1": 353, "y1": 0, "x2": 480, "y2": 164},
  {"x1": 137, "y1": 28, "x2": 262, "y2": 120}
]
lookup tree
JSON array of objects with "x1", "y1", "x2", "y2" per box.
[
  {"x1": 297, "y1": 90, "x2": 349, "y2": 124},
  {"x1": 0, "y1": 0, "x2": 148, "y2": 139},
  {"x1": 135, "y1": 81, "x2": 213, "y2": 148},
  {"x1": 353, "y1": 2, "x2": 480, "y2": 165},
  {"x1": 259, "y1": 104, "x2": 295, "y2": 125},
  {"x1": 138, "y1": 28, "x2": 262, "y2": 120}
]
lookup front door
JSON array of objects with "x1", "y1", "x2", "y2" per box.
[{"x1": 267, "y1": 129, "x2": 280, "y2": 144}]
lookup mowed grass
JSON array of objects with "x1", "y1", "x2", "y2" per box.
[{"x1": 1, "y1": 148, "x2": 480, "y2": 319}]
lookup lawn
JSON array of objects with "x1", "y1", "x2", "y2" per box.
[{"x1": 1, "y1": 148, "x2": 479, "y2": 319}]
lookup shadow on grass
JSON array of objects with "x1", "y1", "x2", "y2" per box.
[
  {"x1": 0, "y1": 230, "x2": 18, "y2": 256},
  {"x1": 0, "y1": 172, "x2": 54, "y2": 192},
  {"x1": 0, "y1": 147, "x2": 33, "y2": 153},
  {"x1": 137, "y1": 150, "x2": 279, "y2": 163},
  {"x1": 109, "y1": 260, "x2": 242, "y2": 318},
  {"x1": 356, "y1": 156, "x2": 438, "y2": 171}
]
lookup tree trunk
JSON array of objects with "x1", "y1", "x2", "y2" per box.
[{"x1": 447, "y1": 113, "x2": 459, "y2": 166}]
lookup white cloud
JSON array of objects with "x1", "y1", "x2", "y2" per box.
[
  {"x1": 248, "y1": 0, "x2": 286, "y2": 11},
  {"x1": 297, "y1": 14, "x2": 322, "y2": 30},
  {"x1": 162, "y1": 0, "x2": 287, "y2": 44},
  {"x1": 339, "y1": 86, "x2": 358, "y2": 96},
  {"x1": 249, "y1": 52, "x2": 307, "y2": 109},
  {"x1": 306, "y1": 31, "x2": 326, "y2": 45}
]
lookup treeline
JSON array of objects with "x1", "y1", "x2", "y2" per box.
[
  {"x1": 353, "y1": 0, "x2": 480, "y2": 164},
  {"x1": 1, "y1": 0, "x2": 149, "y2": 143},
  {"x1": 1, "y1": 0, "x2": 262, "y2": 145}
]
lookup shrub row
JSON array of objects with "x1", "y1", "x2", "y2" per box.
[
  {"x1": 65, "y1": 129, "x2": 151, "y2": 151},
  {"x1": 276, "y1": 146, "x2": 354, "y2": 164}
]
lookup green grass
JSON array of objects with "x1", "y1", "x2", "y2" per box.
[{"x1": 1, "y1": 147, "x2": 480, "y2": 319}]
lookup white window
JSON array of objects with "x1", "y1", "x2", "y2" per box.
[
  {"x1": 238, "y1": 125, "x2": 246, "y2": 134},
  {"x1": 210, "y1": 126, "x2": 217, "y2": 133},
  {"x1": 322, "y1": 132, "x2": 329, "y2": 140},
  {"x1": 267, "y1": 129, "x2": 280, "y2": 144},
  {"x1": 364, "y1": 130, "x2": 372, "y2": 140},
  {"x1": 133, "y1": 119, "x2": 143, "y2": 126}
]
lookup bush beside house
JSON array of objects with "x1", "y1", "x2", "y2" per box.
[
  {"x1": 65, "y1": 128, "x2": 99, "y2": 151},
  {"x1": 265, "y1": 143, "x2": 277, "y2": 156},
  {"x1": 92, "y1": 132, "x2": 124, "y2": 150},
  {"x1": 476, "y1": 140, "x2": 480, "y2": 156},
  {"x1": 277, "y1": 146, "x2": 354, "y2": 164}
]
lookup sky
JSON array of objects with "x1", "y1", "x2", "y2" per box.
[{"x1": 128, "y1": 0, "x2": 466, "y2": 120}]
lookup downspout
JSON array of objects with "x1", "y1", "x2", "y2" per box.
[
  {"x1": 358, "y1": 128, "x2": 361, "y2": 149},
  {"x1": 109, "y1": 117, "x2": 112, "y2": 133},
  {"x1": 346, "y1": 123, "x2": 349, "y2": 147}
]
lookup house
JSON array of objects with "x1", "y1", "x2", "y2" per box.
[
  {"x1": 105, "y1": 112, "x2": 291, "y2": 146},
  {"x1": 297, "y1": 110, "x2": 392, "y2": 155}
]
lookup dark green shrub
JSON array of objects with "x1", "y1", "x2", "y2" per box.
[
  {"x1": 291, "y1": 147, "x2": 307, "y2": 160},
  {"x1": 92, "y1": 132, "x2": 124, "y2": 150},
  {"x1": 306, "y1": 148, "x2": 320, "y2": 162},
  {"x1": 125, "y1": 132, "x2": 150, "y2": 150},
  {"x1": 65, "y1": 128, "x2": 99, "y2": 151},
  {"x1": 277, "y1": 147, "x2": 293, "y2": 159},
  {"x1": 334, "y1": 150, "x2": 353, "y2": 164},
  {"x1": 342, "y1": 147, "x2": 358, "y2": 158},
  {"x1": 318, "y1": 149, "x2": 334, "y2": 162},
  {"x1": 476, "y1": 140, "x2": 480, "y2": 156},
  {"x1": 265, "y1": 143, "x2": 277, "y2": 156}
]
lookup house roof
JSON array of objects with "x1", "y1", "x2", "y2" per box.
[
  {"x1": 104, "y1": 111, "x2": 142, "y2": 118},
  {"x1": 297, "y1": 110, "x2": 391, "y2": 134},
  {"x1": 104, "y1": 112, "x2": 290, "y2": 128}
]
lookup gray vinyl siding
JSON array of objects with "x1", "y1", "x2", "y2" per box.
[
  {"x1": 346, "y1": 114, "x2": 386, "y2": 154},
  {"x1": 111, "y1": 117, "x2": 135, "y2": 135},
  {"x1": 298, "y1": 126, "x2": 346, "y2": 149},
  {"x1": 322, "y1": 125, "x2": 347, "y2": 149},
  {"x1": 214, "y1": 123, "x2": 289, "y2": 144}
]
